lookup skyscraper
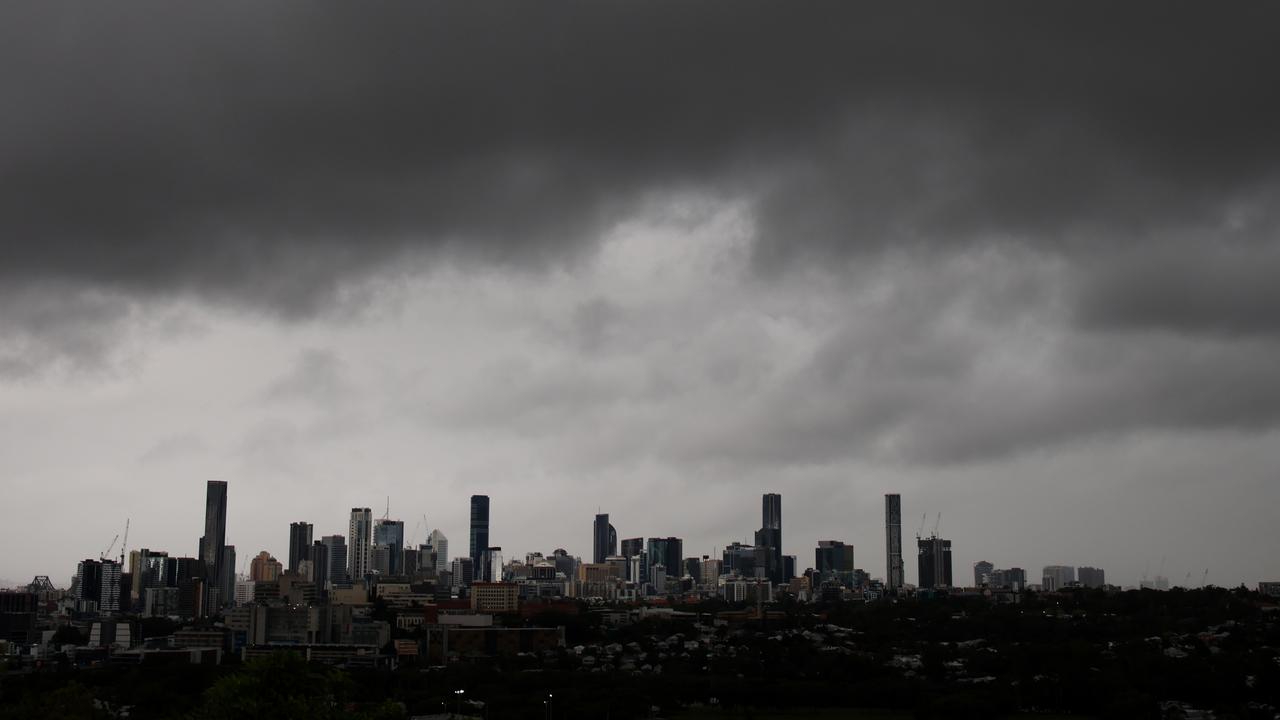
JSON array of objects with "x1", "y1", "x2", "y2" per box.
[
  {"x1": 645, "y1": 537, "x2": 682, "y2": 590},
  {"x1": 374, "y1": 519, "x2": 405, "y2": 575},
  {"x1": 1042, "y1": 565, "x2": 1075, "y2": 591},
  {"x1": 762, "y1": 493, "x2": 781, "y2": 530},
  {"x1": 288, "y1": 522, "x2": 313, "y2": 573},
  {"x1": 815, "y1": 540, "x2": 855, "y2": 585},
  {"x1": 917, "y1": 536, "x2": 953, "y2": 589},
  {"x1": 1077, "y1": 566, "x2": 1105, "y2": 589},
  {"x1": 593, "y1": 513, "x2": 616, "y2": 564},
  {"x1": 428, "y1": 529, "x2": 449, "y2": 575},
  {"x1": 310, "y1": 540, "x2": 330, "y2": 594},
  {"x1": 199, "y1": 481, "x2": 228, "y2": 613},
  {"x1": 885, "y1": 494, "x2": 904, "y2": 592},
  {"x1": 469, "y1": 495, "x2": 490, "y2": 571},
  {"x1": 321, "y1": 535, "x2": 348, "y2": 586},
  {"x1": 349, "y1": 508, "x2": 372, "y2": 582},
  {"x1": 974, "y1": 560, "x2": 994, "y2": 587},
  {"x1": 757, "y1": 492, "x2": 783, "y2": 583}
]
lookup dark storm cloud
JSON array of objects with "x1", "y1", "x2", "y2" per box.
[
  {"x1": 3, "y1": 0, "x2": 1280, "y2": 464},
  {"x1": 3, "y1": 1, "x2": 1278, "y2": 311}
]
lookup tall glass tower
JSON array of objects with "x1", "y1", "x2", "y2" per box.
[
  {"x1": 199, "y1": 481, "x2": 228, "y2": 613},
  {"x1": 885, "y1": 494, "x2": 904, "y2": 592},
  {"x1": 469, "y1": 495, "x2": 490, "y2": 573}
]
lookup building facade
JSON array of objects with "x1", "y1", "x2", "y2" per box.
[
  {"x1": 348, "y1": 508, "x2": 373, "y2": 582},
  {"x1": 469, "y1": 495, "x2": 490, "y2": 573},
  {"x1": 917, "y1": 537, "x2": 953, "y2": 589},
  {"x1": 288, "y1": 522, "x2": 313, "y2": 573},
  {"x1": 885, "y1": 494, "x2": 904, "y2": 592}
]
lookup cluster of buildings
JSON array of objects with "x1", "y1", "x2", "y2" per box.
[{"x1": 0, "y1": 482, "x2": 1187, "y2": 668}]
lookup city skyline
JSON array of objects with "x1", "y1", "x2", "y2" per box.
[
  {"x1": 2, "y1": 2, "x2": 1279, "y2": 592},
  {"x1": 0, "y1": 480, "x2": 1223, "y2": 592}
]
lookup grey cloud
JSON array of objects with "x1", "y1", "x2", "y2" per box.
[
  {"x1": 3, "y1": 2, "x2": 1279, "y2": 324},
  {"x1": 137, "y1": 433, "x2": 207, "y2": 464},
  {"x1": 262, "y1": 349, "x2": 351, "y2": 405}
]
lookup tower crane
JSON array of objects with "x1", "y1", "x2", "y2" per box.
[
  {"x1": 916, "y1": 514, "x2": 927, "y2": 540},
  {"x1": 101, "y1": 534, "x2": 119, "y2": 561},
  {"x1": 932, "y1": 512, "x2": 941, "y2": 538},
  {"x1": 119, "y1": 518, "x2": 130, "y2": 566}
]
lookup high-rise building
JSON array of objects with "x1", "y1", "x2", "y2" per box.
[
  {"x1": 483, "y1": 546, "x2": 503, "y2": 583},
  {"x1": 645, "y1": 537, "x2": 682, "y2": 590},
  {"x1": 1042, "y1": 565, "x2": 1076, "y2": 591},
  {"x1": 1077, "y1": 566, "x2": 1105, "y2": 589},
  {"x1": 199, "y1": 481, "x2": 228, "y2": 613},
  {"x1": 428, "y1": 529, "x2": 449, "y2": 575},
  {"x1": 220, "y1": 545, "x2": 236, "y2": 608},
  {"x1": 815, "y1": 541, "x2": 855, "y2": 586},
  {"x1": 885, "y1": 494, "x2": 904, "y2": 593},
  {"x1": 990, "y1": 567, "x2": 1027, "y2": 590},
  {"x1": 470, "y1": 495, "x2": 490, "y2": 571},
  {"x1": 250, "y1": 551, "x2": 283, "y2": 582},
  {"x1": 757, "y1": 493, "x2": 784, "y2": 583},
  {"x1": 974, "y1": 560, "x2": 994, "y2": 587},
  {"x1": 321, "y1": 535, "x2": 348, "y2": 586},
  {"x1": 762, "y1": 493, "x2": 782, "y2": 531},
  {"x1": 593, "y1": 513, "x2": 617, "y2": 564},
  {"x1": 310, "y1": 540, "x2": 330, "y2": 594},
  {"x1": 917, "y1": 537, "x2": 953, "y2": 589},
  {"x1": 288, "y1": 522, "x2": 313, "y2": 573},
  {"x1": 451, "y1": 557, "x2": 475, "y2": 589},
  {"x1": 374, "y1": 519, "x2": 405, "y2": 575},
  {"x1": 349, "y1": 508, "x2": 373, "y2": 582}
]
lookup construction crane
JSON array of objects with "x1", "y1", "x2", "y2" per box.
[
  {"x1": 101, "y1": 534, "x2": 119, "y2": 561},
  {"x1": 932, "y1": 513, "x2": 941, "y2": 538},
  {"x1": 916, "y1": 514, "x2": 927, "y2": 540},
  {"x1": 119, "y1": 518, "x2": 130, "y2": 566}
]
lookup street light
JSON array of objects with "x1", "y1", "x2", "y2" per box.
[{"x1": 454, "y1": 689, "x2": 465, "y2": 717}]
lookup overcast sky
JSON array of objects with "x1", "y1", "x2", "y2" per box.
[{"x1": 2, "y1": 2, "x2": 1279, "y2": 590}]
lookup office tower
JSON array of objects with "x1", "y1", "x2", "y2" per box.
[
  {"x1": 348, "y1": 508, "x2": 373, "y2": 582},
  {"x1": 646, "y1": 537, "x2": 682, "y2": 587},
  {"x1": 684, "y1": 557, "x2": 701, "y2": 584},
  {"x1": 428, "y1": 530, "x2": 449, "y2": 575},
  {"x1": 321, "y1": 535, "x2": 348, "y2": 586},
  {"x1": 451, "y1": 557, "x2": 475, "y2": 589},
  {"x1": 371, "y1": 544, "x2": 392, "y2": 575},
  {"x1": 723, "y1": 542, "x2": 756, "y2": 576},
  {"x1": 310, "y1": 540, "x2": 330, "y2": 594},
  {"x1": 219, "y1": 546, "x2": 236, "y2": 608},
  {"x1": 374, "y1": 519, "x2": 405, "y2": 575},
  {"x1": 483, "y1": 546, "x2": 503, "y2": 583},
  {"x1": 74, "y1": 559, "x2": 103, "y2": 604},
  {"x1": 199, "y1": 481, "x2": 228, "y2": 613},
  {"x1": 762, "y1": 492, "x2": 782, "y2": 531},
  {"x1": 250, "y1": 551, "x2": 283, "y2": 582},
  {"x1": 99, "y1": 560, "x2": 122, "y2": 613},
  {"x1": 288, "y1": 522, "x2": 313, "y2": 573},
  {"x1": 700, "y1": 557, "x2": 722, "y2": 588},
  {"x1": 593, "y1": 513, "x2": 617, "y2": 564},
  {"x1": 754, "y1": 492, "x2": 784, "y2": 584},
  {"x1": 974, "y1": 560, "x2": 994, "y2": 587},
  {"x1": 469, "y1": 495, "x2": 490, "y2": 572},
  {"x1": 815, "y1": 541, "x2": 855, "y2": 585},
  {"x1": 1042, "y1": 565, "x2": 1076, "y2": 591},
  {"x1": 917, "y1": 537, "x2": 953, "y2": 589},
  {"x1": 1077, "y1": 566, "x2": 1105, "y2": 589},
  {"x1": 783, "y1": 555, "x2": 796, "y2": 581},
  {"x1": 885, "y1": 494, "x2": 904, "y2": 593}
]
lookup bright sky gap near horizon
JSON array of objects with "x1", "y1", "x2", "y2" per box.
[{"x1": 1, "y1": 1, "x2": 1279, "y2": 590}]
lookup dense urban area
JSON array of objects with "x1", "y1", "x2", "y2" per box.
[{"x1": 2, "y1": 482, "x2": 1278, "y2": 719}]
